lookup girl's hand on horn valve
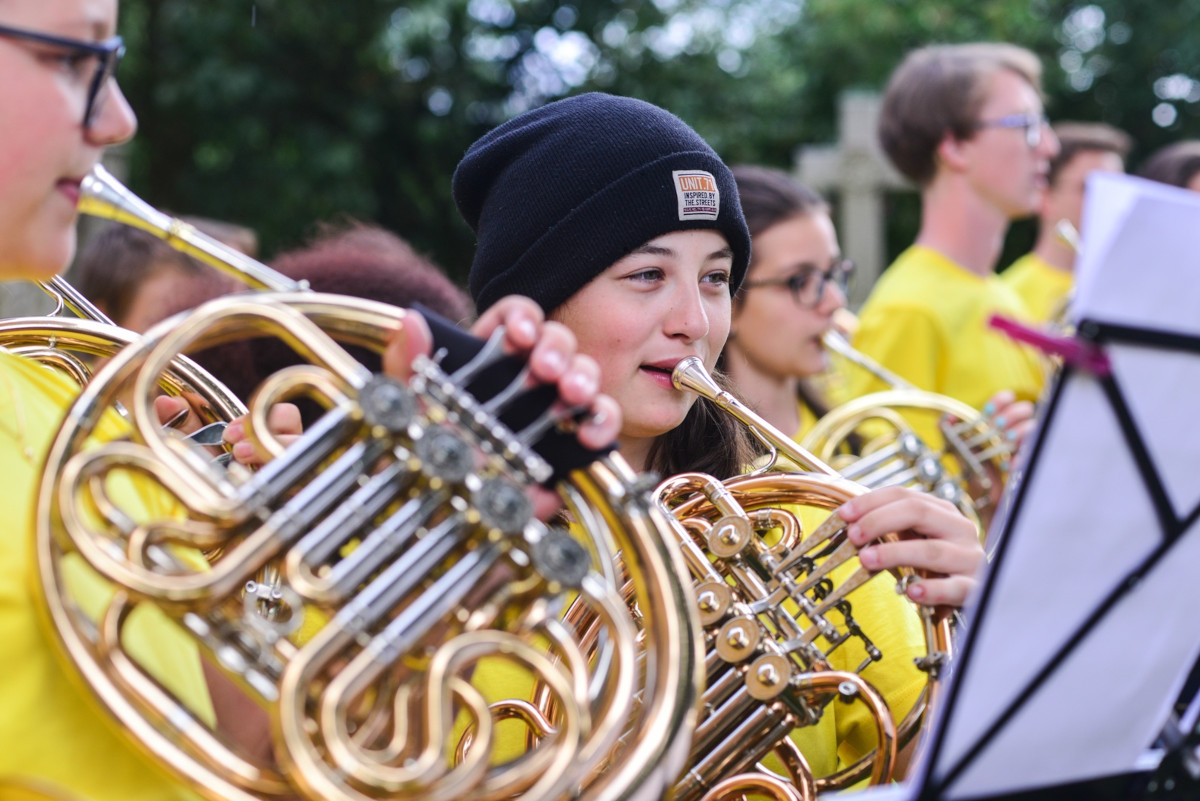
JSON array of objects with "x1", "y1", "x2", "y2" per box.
[
  {"x1": 221, "y1": 405, "x2": 303, "y2": 466},
  {"x1": 838, "y1": 486, "x2": 984, "y2": 608},
  {"x1": 153, "y1": 395, "x2": 302, "y2": 467},
  {"x1": 382, "y1": 296, "x2": 622, "y2": 521}
]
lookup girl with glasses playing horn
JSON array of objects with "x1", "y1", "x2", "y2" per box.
[
  {"x1": 724, "y1": 167, "x2": 1033, "y2": 528},
  {"x1": 453, "y1": 92, "x2": 985, "y2": 782},
  {"x1": 0, "y1": 1, "x2": 616, "y2": 798},
  {"x1": 723, "y1": 165, "x2": 855, "y2": 441}
]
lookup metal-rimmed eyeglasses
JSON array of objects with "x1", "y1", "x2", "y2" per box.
[
  {"x1": 973, "y1": 112, "x2": 1050, "y2": 148},
  {"x1": 739, "y1": 258, "x2": 854, "y2": 308},
  {"x1": 0, "y1": 23, "x2": 125, "y2": 128}
]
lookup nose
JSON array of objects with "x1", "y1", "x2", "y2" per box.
[
  {"x1": 665, "y1": 283, "x2": 710, "y2": 343},
  {"x1": 86, "y1": 81, "x2": 138, "y2": 147},
  {"x1": 1037, "y1": 120, "x2": 1060, "y2": 159},
  {"x1": 818, "y1": 275, "x2": 847, "y2": 315}
]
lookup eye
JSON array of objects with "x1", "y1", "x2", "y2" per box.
[
  {"x1": 702, "y1": 269, "x2": 731, "y2": 288},
  {"x1": 41, "y1": 49, "x2": 95, "y2": 79},
  {"x1": 626, "y1": 267, "x2": 665, "y2": 282},
  {"x1": 787, "y1": 269, "x2": 818, "y2": 293}
]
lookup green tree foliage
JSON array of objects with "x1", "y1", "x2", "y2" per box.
[
  {"x1": 1047, "y1": 1, "x2": 1200, "y2": 164},
  {"x1": 113, "y1": 0, "x2": 1200, "y2": 286}
]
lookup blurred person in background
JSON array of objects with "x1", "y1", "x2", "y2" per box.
[
  {"x1": 200, "y1": 222, "x2": 474, "y2": 423},
  {"x1": 850, "y1": 42, "x2": 1055, "y2": 419},
  {"x1": 1136, "y1": 139, "x2": 1200, "y2": 191},
  {"x1": 1002, "y1": 121, "x2": 1131, "y2": 323},
  {"x1": 73, "y1": 216, "x2": 252, "y2": 331}
]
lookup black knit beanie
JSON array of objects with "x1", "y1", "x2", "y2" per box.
[{"x1": 453, "y1": 93, "x2": 751, "y2": 314}]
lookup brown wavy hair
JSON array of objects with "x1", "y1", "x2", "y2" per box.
[{"x1": 191, "y1": 222, "x2": 473, "y2": 423}]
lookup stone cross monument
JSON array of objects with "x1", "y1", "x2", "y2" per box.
[{"x1": 794, "y1": 91, "x2": 913, "y2": 308}]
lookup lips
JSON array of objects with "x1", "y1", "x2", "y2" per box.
[
  {"x1": 643, "y1": 357, "x2": 692, "y2": 374},
  {"x1": 56, "y1": 179, "x2": 82, "y2": 206},
  {"x1": 640, "y1": 358, "x2": 690, "y2": 389}
]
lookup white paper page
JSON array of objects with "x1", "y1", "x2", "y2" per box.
[
  {"x1": 1077, "y1": 198, "x2": 1200, "y2": 337},
  {"x1": 935, "y1": 371, "x2": 1166, "y2": 794},
  {"x1": 910, "y1": 173, "x2": 1200, "y2": 800},
  {"x1": 1074, "y1": 173, "x2": 1200, "y2": 324},
  {"x1": 1107, "y1": 342, "x2": 1200, "y2": 516}
]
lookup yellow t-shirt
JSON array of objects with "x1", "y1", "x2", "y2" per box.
[
  {"x1": 848, "y1": 246, "x2": 1045, "y2": 447},
  {"x1": 779, "y1": 549, "x2": 926, "y2": 778},
  {"x1": 795, "y1": 399, "x2": 820, "y2": 442},
  {"x1": 1001, "y1": 253, "x2": 1073, "y2": 324},
  {"x1": 0, "y1": 349, "x2": 210, "y2": 801}
]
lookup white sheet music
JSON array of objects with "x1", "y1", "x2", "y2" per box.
[
  {"x1": 882, "y1": 173, "x2": 1200, "y2": 800},
  {"x1": 1074, "y1": 175, "x2": 1200, "y2": 337}
]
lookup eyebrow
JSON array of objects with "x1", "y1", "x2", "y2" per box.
[
  {"x1": 53, "y1": 11, "x2": 113, "y2": 41},
  {"x1": 629, "y1": 243, "x2": 735, "y2": 262},
  {"x1": 630, "y1": 244, "x2": 674, "y2": 257},
  {"x1": 783, "y1": 256, "x2": 842, "y2": 274}
]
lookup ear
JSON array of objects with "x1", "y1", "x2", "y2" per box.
[{"x1": 936, "y1": 130, "x2": 971, "y2": 173}]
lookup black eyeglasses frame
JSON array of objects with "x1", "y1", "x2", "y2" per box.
[
  {"x1": 0, "y1": 23, "x2": 125, "y2": 128},
  {"x1": 973, "y1": 112, "x2": 1049, "y2": 148},
  {"x1": 739, "y1": 257, "x2": 854, "y2": 308}
]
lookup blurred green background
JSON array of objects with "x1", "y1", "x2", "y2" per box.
[{"x1": 112, "y1": 0, "x2": 1200, "y2": 287}]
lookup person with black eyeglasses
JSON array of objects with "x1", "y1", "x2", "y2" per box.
[
  {"x1": 0, "y1": 3, "x2": 135, "y2": 283},
  {"x1": 0, "y1": 22, "x2": 125, "y2": 127},
  {"x1": 847, "y1": 43, "x2": 1052, "y2": 449},
  {"x1": 722, "y1": 166, "x2": 855, "y2": 440},
  {"x1": 0, "y1": 2, "x2": 620, "y2": 799}
]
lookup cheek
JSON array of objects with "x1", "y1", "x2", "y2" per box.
[
  {"x1": 594, "y1": 356, "x2": 624, "y2": 398},
  {"x1": 708, "y1": 300, "x2": 732, "y2": 351},
  {"x1": 739, "y1": 297, "x2": 807, "y2": 342},
  {"x1": 584, "y1": 338, "x2": 632, "y2": 397}
]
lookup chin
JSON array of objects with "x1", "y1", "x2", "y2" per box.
[
  {"x1": 2, "y1": 249, "x2": 70, "y2": 282},
  {"x1": 627, "y1": 403, "x2": 696, "y2": 441},
  {"x1": 798, "y1": 347, "x2": 829, "y2": 377},
  {"x1": 14, "y1": 226, "x2": 76, "y2": 280}
]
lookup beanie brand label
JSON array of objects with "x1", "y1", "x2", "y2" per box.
[{"x1": 673, "y1": 170, "x2": 719, "y2": 221}]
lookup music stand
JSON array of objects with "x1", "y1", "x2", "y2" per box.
[{"x1": 862, "y1": 173, "x2": 1200, "y2": 801}]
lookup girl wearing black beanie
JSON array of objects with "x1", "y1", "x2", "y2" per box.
[{"x1": 454, "y1": 92, "x2": 983, "y2": 782}]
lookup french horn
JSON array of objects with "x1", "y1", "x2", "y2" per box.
[
  {"x1": 813, "y1": 330, "x2": 1013, "y2": 531},
  {"x1": 658, "y1": 358, "x2": 953, "y2": 800},
  {"x1": 536, "y1": 359, "x2": 953, "y2": 801},
  {"x1": 25, "y1": 167, "x2": 703, "y2": 801}
]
